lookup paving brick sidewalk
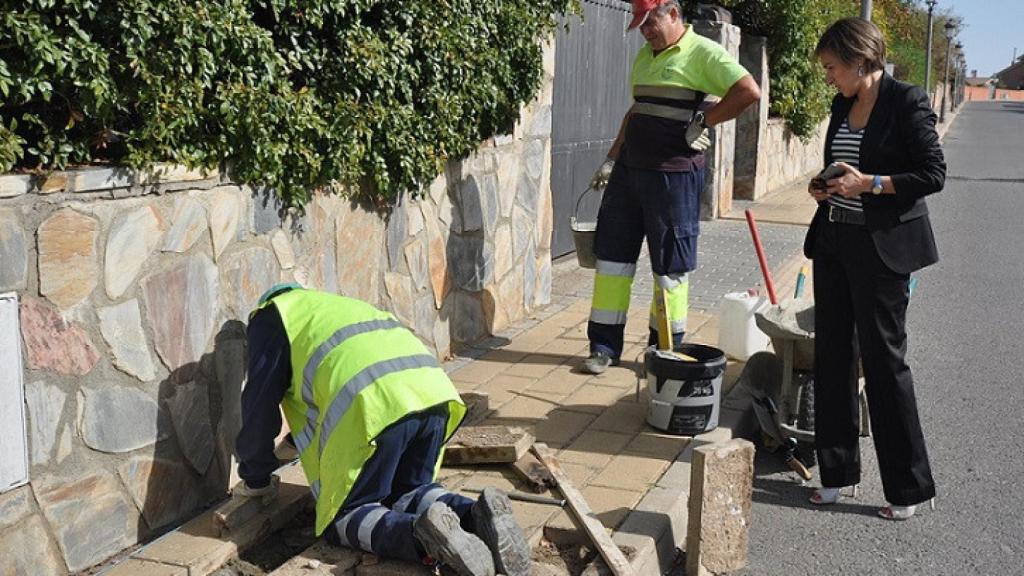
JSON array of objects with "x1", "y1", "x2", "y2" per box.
[{"x1": 438, "y1": 209, "x2": 814, "y2": 574}]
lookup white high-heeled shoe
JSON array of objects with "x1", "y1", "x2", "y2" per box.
[
  {"x1": 878, "y1": 498, "x2": 935, "y2": 521},
  {"x1": 808, "y1": 484, "x2": 859, "y2": 505}
]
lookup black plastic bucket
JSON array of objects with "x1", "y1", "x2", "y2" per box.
[{"x1": 644, "y1": 343, "x2": 727, "y2": 435}]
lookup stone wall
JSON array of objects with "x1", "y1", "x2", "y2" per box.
[
  {"x1": 0, "y1": 42, "x2": 554, "y2": 575},
  {"x1": 760, "y1": 118, "x2": 829, "y2": 195},
  {"x1": 734, "y1": 36, "x2": 769, "y2": 201},
  {"x1": 694, "y1": 20, "x2": 742, "y2": 220}
]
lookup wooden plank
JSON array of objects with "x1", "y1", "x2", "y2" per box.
[
  {"x1": 443, "y1": 425, "x2": 534, "y2": 465},
  {"x1": 509, "y1": 451, "x2": 556, "y2": 493},
  {"x1": 531, "y1": 443, "x2": 635, "y2": 576}
]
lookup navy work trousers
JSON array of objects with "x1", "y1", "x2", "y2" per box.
[{"x1": 324, "y1": 404, "x2": 475, "y2": 561}]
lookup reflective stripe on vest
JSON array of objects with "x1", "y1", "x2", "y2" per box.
[{"x1": 630, "y1": 102, "x2": 697, "y2": 123}]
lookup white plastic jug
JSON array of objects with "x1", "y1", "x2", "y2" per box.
[{"x1": 717, "y1": 291, "x2": 770, "y2": 361}]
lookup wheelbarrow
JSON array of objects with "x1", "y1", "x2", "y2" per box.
[{"x1": 742, "y1": 298, "x2": 870, "y2": 479}]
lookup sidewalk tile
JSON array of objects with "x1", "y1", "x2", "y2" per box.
[
  {"x1": 580, "y1": 485, "x2": 645, "y2": 531},
  {"x1": 532, "y1": 336, "x2": 589, "y2": 358},
  {"x1": 560, "y1": 384, "x2": 631, "y2": 414},
  {"x1": 502, "y1": 353, "x2": 566, "y2": 379},
  {"x1": 589, "y1": 453, "x2": 670, "y2": 493},
  {"x1": 528, "y1": 364, "x2": 592, "y2": 395},
  {"x1": 491, "y1": 392, "x2": 565, "y2": 421},
  {"x1": 449, "y1": 349, "x2": 528, "y2": 384},
  {"x1": 587, "y1": 401, "x2": 650, "y2": 434},
  {"x1": 557, "y1": 431, "x2": 634, "y2": 468},
  {"x1": 533, "y1": 409, "x2": 597, "y2": 448},
  {"x1": 623, "y1": 432, "x2": 691, "y2": 462},
  {"x1": 473, "y1": 374, "x2": 538, "y2": 406}
]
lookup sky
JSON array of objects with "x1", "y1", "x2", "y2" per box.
[{"x1": 948, "y1": 0, "x2": 1024, "y2": 76}]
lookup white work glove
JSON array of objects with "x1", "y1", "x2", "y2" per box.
[
  {"x1": 590, "y1": 159, "x2": 615, "y2": 190},
  {"x1": 685, "y1": 111, "x2": 711, "y2": 152},
  {"x1": 232, "y1": 474, "x2": 280, "y2": 505}
]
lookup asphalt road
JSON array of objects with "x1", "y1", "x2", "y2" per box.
[{"x1": 734, "y1": 101, "x2": 1024, "y2": 576}]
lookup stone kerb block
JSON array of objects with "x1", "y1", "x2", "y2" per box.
[
  {"x1": 685, "y1": 438, "x2": 755, "y2": 576},
  {"x1": 734, "y1": 35, "x2": 770, "y2": 201}
]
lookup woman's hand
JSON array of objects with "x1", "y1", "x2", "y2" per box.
[
  {"x1": 808, "y1": 181, "x2": 831, "y2": 202},
  {"x1": 826, "y1": 162, "x2": 869, "y2": 199}
]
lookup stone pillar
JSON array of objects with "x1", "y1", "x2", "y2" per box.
[
  {"x1": 693, "y1": 20, "x2": 741, "y2": 221},
  {"x1": 734, "y1": 36, "x2": 769, "y2": 201},
  {"x1": 685, "y1": 438, "x2": 755, "y2": 576}
]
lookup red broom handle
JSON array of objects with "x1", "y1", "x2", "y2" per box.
[{"x1": 744, "y1": 209, "x2": 778, "y2": 305}]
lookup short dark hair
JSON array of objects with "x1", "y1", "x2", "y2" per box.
[{"x1": 815, "y1": 17, "x2": 886, "y2": 72}]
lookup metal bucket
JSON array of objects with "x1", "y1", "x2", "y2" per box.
[{"x1": 570, "y1": 186, "x2": 601, "y2": 269}]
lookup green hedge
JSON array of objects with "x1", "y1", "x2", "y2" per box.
[{"x1": 0, "y1": 1, "x2": 575, "y2": 207}]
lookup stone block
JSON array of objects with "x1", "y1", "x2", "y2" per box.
[
  {"x1": 0, "y1": 209, "x2": 27, "y2": 290},
  {"x1": 98, "y1": 299, "x2": 158, "y2": 381},
  {"x1": 37, "y1": 208, "x2": 99, "y2": 308},
  {"x1": 448, "y1": 233, "x2": 493, "y2": 292},
  {"x1": 685, "y1": 439, "x2": 754, "y2": 576},
  {"x1": 0, "y1": 174, "x2": 32, "y2": 197},
  {"x1": 165, "y1": 380, "x2": 215, "y2": 475},
  {"x1": 384, "y1": 271, "x2": 415, "y2": 327},
  {"x1": 457, "y1": 174, "x2": 484, "y2": 233},
  {"x1": 252, "y1": 188, "x2": 285, "y2": 235},
  {"x1": 66, "y1": 166, "x2": 133, "y2": 192},
  {"x1": 451, "y1": 291, "x2": 488, "y2": 344},
  {"x1": 0, "y1": 485, "x2": 34, "y2": 533},
  {"x1": 209, "y1": 186, "x2": 242, "y2": 260},
  {"x1": 105, "y1": 205, "x2": 166, "y2": 298},
  {"x1": 222, "y1": 247, "x2": 279, "y2": 319},
  {"x1": 80, "y1": 385, "x2": 168, "y2": 453},
  {"x1": 385, "y1": 198, "x2": 407, "y2": 271},
  {"x1": 20, "y1": 295, "x2": 100, "y2": 375},
  {"x1": 0, "y1": 514, "x2": 67, "y2": 575},
  {"x1": 24, "y1": 380, "x2": 67, "y2": 466},
  {"x1": 119, "y1": 455, "x2": 207, "y2": 532},
  {"x1": 404, "y1": 239, "x2": 429, "y2": 291},
  {"x1": 337, "y1": 204, "x2": 384, "y2": 304},
  {"x1": 36, "y1": 471, "x2": 139, "y2": 572},
  {"x1": 163, "y1": 196, "x2": 208, "y2": 253},
  {"x1": 423, "y1": 210, "x2": 449, "y2": 309},
  {"x1": 143, "y1": 253, "x2": 219, "y2": 370},
  {"x1": 270, "y1": 229, "x2": 296, "y2": 269},
  {"x1": 269, "y1": 541, "x2": 361, "y2": 575},
  {"x1": 104, "y1": 558, "x2": 187, "y2": 575}
]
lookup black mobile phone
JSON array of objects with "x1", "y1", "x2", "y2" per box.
[{"x1": 811, "y1": 163, "x2": 846, "y2": 190}]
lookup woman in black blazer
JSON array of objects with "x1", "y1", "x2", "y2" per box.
[{"x1": 803, "y1": 18, "x2": 944, "y2": 520}]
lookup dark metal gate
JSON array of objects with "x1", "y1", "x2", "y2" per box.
[{"x1": 550, "y1": 0, "x2": 644, "y2": 259}]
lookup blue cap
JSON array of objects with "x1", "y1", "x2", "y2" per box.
[{"x1": 257, "y1": 282, "x2": 302, "y2": 306}]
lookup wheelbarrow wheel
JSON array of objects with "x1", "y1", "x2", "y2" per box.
[{"x1": 796, "y1": 373, "x2": 816, "y2": 469}]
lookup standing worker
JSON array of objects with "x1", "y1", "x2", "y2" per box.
[
  {"x1": 804, "y1": 18, "x2": 942, "y2": 520},
  {"x1": 582, "y1": 0, "x2": 761, "y2": 374},
  {"x1": 234, "y1": 284, "x2": 530, "y2": 576}
]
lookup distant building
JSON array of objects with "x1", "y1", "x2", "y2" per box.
[{"x1": 994, "y1": 56, "x2": 1024, "y2": 90}]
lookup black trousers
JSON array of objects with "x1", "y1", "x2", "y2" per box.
[{"x1": 812, "y1": 219, "x2": 936, "y2": 506}]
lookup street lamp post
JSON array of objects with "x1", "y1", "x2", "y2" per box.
[
  {"x1": 924, "y1": 0, "x2": 938, "y2": 95},
  {"x1": 940, "y1": 20, "x2": 956, "y2": 123},
  {"x1": 861, "y1": 0, "x2": 873, "y2": 20}
]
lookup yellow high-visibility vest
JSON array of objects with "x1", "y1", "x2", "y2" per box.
[{"x1": 259, "y1": 290, "x2": 465, "y2": 535}]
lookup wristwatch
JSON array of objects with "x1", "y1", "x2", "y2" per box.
[{"x1": 871, "y1": 174, "x2": 883, "y2": 195}]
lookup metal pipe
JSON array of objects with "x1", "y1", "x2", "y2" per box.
[
  {"x1": 924, "y1": 0, "x2": 937, "y2": 94},
  {"x1": 861, "y1": 0, "x2": 872, "y2": 21},
  {"x1": 460, "y1": 488, "x2": 565, "y2": 507}
]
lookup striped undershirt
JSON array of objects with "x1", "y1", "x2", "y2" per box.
[{"x1": 827, "y1": 118, "x2": 864, "y2": 212}]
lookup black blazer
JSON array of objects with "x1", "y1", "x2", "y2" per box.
[{"x1": 803, "y1": 73, "x2": 946, "y2": 274}]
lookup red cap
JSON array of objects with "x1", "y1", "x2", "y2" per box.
[{"x1": 628, "y1": 0, "x2": 665, "y2": 31}]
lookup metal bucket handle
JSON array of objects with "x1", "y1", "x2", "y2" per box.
[{"x1": 571, "y1": 185, "x2": 601, "y2": 227}]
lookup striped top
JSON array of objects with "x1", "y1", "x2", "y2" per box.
[{"x1": 827, "y1": 118, "x2": 864, "y2": 212}]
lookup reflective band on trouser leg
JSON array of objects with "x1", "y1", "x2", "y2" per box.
[
  {"x1": 649, "y1": 273, "x2": 689, "y2": 336},
  {"x1": 335, "y1": 503, "x2": 388, "y2": 550},
  {"x1": 590, "y1": 259, "x2": 636, "y2": 327},
  {"x1": 391, "y1": 483, "x2": 448, "y2": 515}
]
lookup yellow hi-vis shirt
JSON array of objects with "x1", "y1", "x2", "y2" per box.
[{"x1": 622, "y1": 24, "x2": 750, "y2": 171}]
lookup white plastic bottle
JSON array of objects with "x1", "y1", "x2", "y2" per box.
[{"x1": 717, "y1": 291, "x2": 770, "y2": 361}]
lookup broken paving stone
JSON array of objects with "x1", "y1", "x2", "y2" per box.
[
  {"x1": 166, "y1": 380, "x2": 216, "y2": 475},
  {"x1": 81, "y1": 385, "x2": 168, "y2": 453}
]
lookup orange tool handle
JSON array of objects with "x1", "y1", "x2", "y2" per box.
[{"x1": 745, "y1": 210, "x2": 778, "y2": 305}]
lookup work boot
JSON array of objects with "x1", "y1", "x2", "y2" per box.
[
  {"x1": 413, "y1": 502, "x2": 495, "y2": 576},
  {"x1": 581, "y1": 351, "x2": 617, "y2": 375},
  {"x1": 471, "y1": 487, "x2": 531, "y2": 576}
]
